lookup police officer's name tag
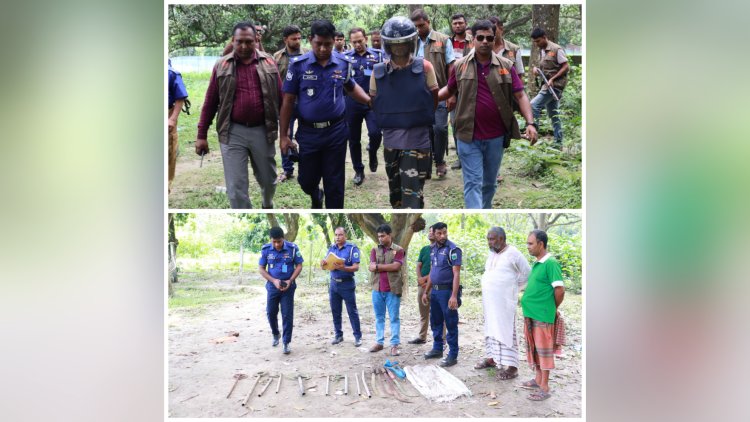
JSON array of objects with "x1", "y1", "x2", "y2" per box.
[
  {"x1": 364, "y1": 69, "x2": 372, "y2": 76},
  {"x1": 302, "y1": 75, "x2": 318, "y2": 80},
  {"x1": 282, "y1": 264, "x2": 288, "y2": 272}
]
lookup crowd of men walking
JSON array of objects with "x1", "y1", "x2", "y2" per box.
[
  {"x1": 168, "y1": 9, "x2": 572, "y2": 209},
  {"x1": 257, "y1": 223, "x2": 567, "y2": 401}
]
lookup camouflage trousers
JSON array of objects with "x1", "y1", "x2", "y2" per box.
[{"x1": 384, "y1": 148, "x2": 431, "y2": 209}]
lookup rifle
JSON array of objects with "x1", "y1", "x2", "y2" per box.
[{"x1": 535, "y1": 67, "x2": 560, "y2": 101}]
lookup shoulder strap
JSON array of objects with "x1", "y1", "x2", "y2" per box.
[
  {"x1": 411, "y1": 57, "x2": 424, "y2": 74},
  {"x1": 373, "y1": 62, "x2": 386, "y2": 79}
]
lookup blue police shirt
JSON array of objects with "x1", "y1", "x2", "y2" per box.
[
  {"x1": 344, "y1": 47, "x2": 383, "y2": 91},
  {"x1": 168, "y1": 59, "x2": 189, "y2": 108},
  {"x1": 259, "y1": 241, "x2": 304, "y2": 280},
  {"x1": 326, "y1": 242, "x2": 360, "y2": 280},
  {"x1": 283, "y1": 51, "x2": 355, "y2": 122},
  {"x1": 429, "y1": 240, "x2": 462, "y2": 285}
]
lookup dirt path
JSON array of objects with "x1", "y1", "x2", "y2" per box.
[
  {"x1": 168, "y1": 277, "x2": 582, "y2": 418},
  {"x1": 168, "y1": 130, "x2": 577, "y2": 209}
]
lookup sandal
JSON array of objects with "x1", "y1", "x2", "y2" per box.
[
  {"x1": 527, "y1": 389, "x2": 551, "y2": 401},
  {"x1": 275, "y1": 172, "x2": 293, "y2": 184},
  {"x1": 473, "y1": 358, "x2": 497, "y2": 370},
  {"x1": 496, "y1": 369, "x2": 519, "y2": 380},
  {"x1": 520, "y1": 379, "x2": 540, "y2": 389}
]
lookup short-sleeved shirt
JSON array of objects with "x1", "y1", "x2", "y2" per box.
[
  {"x1": 429, "y1": 240, "x2": 462, "y2": 285},
  {"x1": 344, "y1": 47, "x2": 384, "y2": 91},
  {"x1": 369, "y1": 59, "x2": 439, "y2": 150},
  {"x1": 283, "y1": 51, "x2": 355, "y2": 122},
  {"x1": 168, "y1": 59, "x2": 188, "y2": 108},
  {"x1": 451, "y1": 37, "x2": 468, "y2": 60},
  {"x1": 259, "y1": 241, "x2": 304, "y2": 280},
  {"x1": 326, "y1": 242, "x2": 360, "y2": 280},
  {"x1": 417, "y1": 31, "x2": 456, "y2": 65},
  {"x1": 370, "y1": 246, "x2": 404, "y2": 292},
  {"x1": 417, "y1": 244, "x2": 432, "y2": 277},
  {"x1": 521, "y1": 254, "x2": 564, "y2": 324}
]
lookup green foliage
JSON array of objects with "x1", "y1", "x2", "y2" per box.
[{"x1": 220, "y1": 214, "x2": 270, "y2": 252}]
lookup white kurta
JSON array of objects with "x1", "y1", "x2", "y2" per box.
[{"x1": 481, "y1": 245, "x2": 531, "y2": 346}]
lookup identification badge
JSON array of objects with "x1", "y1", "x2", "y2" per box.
[
  {"x1": 306, "y1": 88, "x2": 314, "y2": 97},
  {"x1": 302, "y1": 74, "x2": 318, "y2": 80},
  {"x1": 364, "y1": 69, "x2": 372, "y2": 76},
  {"x1": 282, "y1": 264, "x2": 288, "y2": 273},
  {"x1": 269, "y1": 264, "x2": 274, "y2": 269}
]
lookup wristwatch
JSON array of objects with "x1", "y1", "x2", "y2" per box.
[{"x1": 525, "y1": 121, "x2": 538, "y2": 129}]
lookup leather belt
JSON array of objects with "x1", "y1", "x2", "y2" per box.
[
  {"x1": 432, "y1": 284, "x2": 454, "y2": 291},
  {"x1": 298, "y1": 114, "x2": 344, "y2": 129},
  {"x1": 232, "y1": 120, "x2": 264, "y2": 128},
  {"x1": 333, "y1": 277, "x2": 354, "y2": 283}
]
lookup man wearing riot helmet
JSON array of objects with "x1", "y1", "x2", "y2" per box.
[{"x1": 369, "y1": 16, "x2": 438, "y2": 209}]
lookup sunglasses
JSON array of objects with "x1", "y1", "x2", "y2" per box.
[{"x1": 475, "y1": 35, "x2": 496, "y2": 42}]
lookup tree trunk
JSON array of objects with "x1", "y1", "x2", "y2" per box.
[
  {"x1": 408, "y1": 5, "x2": 423, "y2": 16},
  {"x1": 528, "y1": 213, "x2": 580, "y2": 232},
  {"x1": 312, "y1": 214, "x2": 332, "y2": 247},
  {"x1": 282, "y1": 213, "x2": 299, "y2": 242},
  {"x1": 528, "y1": 4, "x2": 561, "y2": 97},
  {"x1": 168, "y1": 214, "x2": 178, "y2": 296},
  {"x1": 348, "y1": 213, "x2": 424, "y2": 253}
]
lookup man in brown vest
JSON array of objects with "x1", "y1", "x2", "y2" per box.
[
  {"x1": 438, "y1": 20, "x2": 538, "y2": 209},
  {"x1": 367, "y1": 224, "x2": 405, "y2": 356},
  {"x1": 273, "y1": 25, "x2": 309, "y2": 184},
  {"x1": 530, "y1": 27, "x2": 569, "y2": 148},
  {"x1": 196, "y1": 21, "x2": 282, "y2": 209},
  {"x1": 448, "y1": 13, "x2": 473, "y2": 170},
  {"x1": 411, "y1": 8, "x2": 456, "y2": 178},
  {"x1": 489, "y1": 17, "x2": 525, "y2": 77}
]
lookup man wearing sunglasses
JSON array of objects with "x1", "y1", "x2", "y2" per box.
[{"x1": 438, "y1": 20, "x2": 538, "y2": 209}]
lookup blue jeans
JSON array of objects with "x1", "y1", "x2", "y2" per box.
[
  {"x1": 266, "y1": 281, "x2": 296, "y2": 344},
  {"x1": 372, "y1": 291, "x2": 401, "y2": 346},
  {"x1": 432, "y1": 101, "x2": 449, "y2": 165},
  {"x1": 531, "y1": 89, "x2": 563, "y2": 143},
  {"x1": 429, "y1": 288, "x2": 460, "y2": 359},
  {"x1": 329, "y1": 279, "x2": 361, "y2": 339},
  {"x1": 456, "y1": 136, "x2": 505, "y2": 209}
]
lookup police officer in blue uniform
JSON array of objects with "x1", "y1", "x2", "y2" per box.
[
  {"x1": 279, "y1": 19, "x2": 372, "y2": 209},
  {"x1": 344, "y1": 28, "x2": 384, "y2": 184},
  {"x1": 320, "y1": 226, "x2": 363, "y2": 346},
  {"x1": 259, "y1": 227, "x2": 304, "y2": 354},
  {"x1": 421, "y1": 222, "x2": 462, "y2": 367}
]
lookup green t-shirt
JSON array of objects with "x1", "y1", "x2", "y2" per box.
[
  {"x1": 417, "y1": 245, "x2": 431, "y2": 277},
  {"x1": 521, "y1": 255, "x2": 564, "y2": 323}
]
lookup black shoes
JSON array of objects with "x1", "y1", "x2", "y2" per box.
[
  {"x1": 439, "y1": 356, "x2": 457, "y2": 367},
  {"x1": 408, "y1": 338, "x2": 426, "y2": 345},
  {"x1": 311, "y1": 189, "x2": 324, "y2": 209},
  {"x1": 368, "y1": 148, "x2": 378, "y2": 172},
  {"x1": 272, "y1": 334, "x2": 281, "y2": 347},
  {"x1": 353, "y1": 171, "x2": 365, "y2": 186},
  {"x1": 424, "y1": 349, "x2": 443, "y2": 359},
  {"x1": 283, "y1": 343, "x2": 291, "y2": 354},
  {"x1": 331, "y1": 336, "x2": 344, "y2": 345}
]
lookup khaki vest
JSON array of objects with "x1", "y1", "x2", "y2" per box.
[
  {"x1": 273, "y1": 47, "x2": 310, "y2": 78},
  {"x1": 369, "y1": 243, "x2": 406, "y2": 295},
  {"x1": 452, "y1": 51, "x2": 521, "y2": 143},
  {"x1": 423, "y1": 30, "x2": 451, "y2": 88},
  {"x1": 500, "y1": 38, "x2": 520, "y2": 62},
  {"x1": 539, "y1": 40, "x2": 568, "y2": 91},
  {"x1": 213, "y1": 50, "x2": 281, "y2": 144}
]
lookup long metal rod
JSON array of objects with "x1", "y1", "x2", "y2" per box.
[
  {"x1": 344, "y1": 374, "x2": 348, "y2": 395},
  {"x1": 355, "y1": 373, "x2": 361, "y2": 396},
  {"x1": 361, "y1": 370, "x2": 371, "y2": 398},
  {"x1": 275, "y1": 373, "x2": 282, "y2": 393},
  {"x1": 242, "y1": 375, "x2": 262, "y2": 406},
  {"x1": 258, "y1": 377, "x2": 273, "y2": 397},
  {"x1": 325, "y1": 375, "x2": 330, "y2": 396},
  {"x1": 297, "y1": 375, "x2": 305, "y2": 396}
]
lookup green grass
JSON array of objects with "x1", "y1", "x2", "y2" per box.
[
  {"x1": 170, "y1": 71, "x2": 582, "y2": 209},
  {"x1": 169, "y1": 285, "x2": 250, "y2": 308}
]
